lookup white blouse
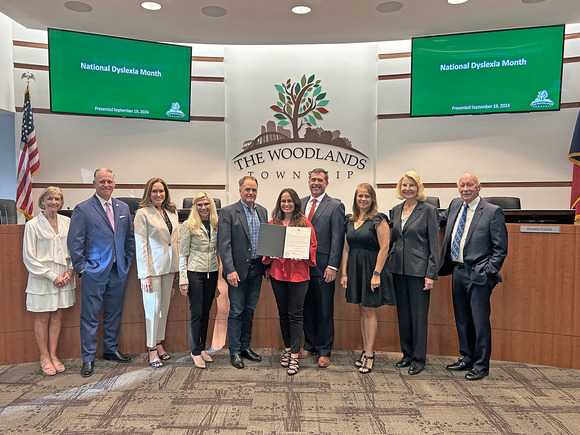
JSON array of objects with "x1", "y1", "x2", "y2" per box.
[{"x1": 22, "y1": 213, "x2": 75, "y2": 294}]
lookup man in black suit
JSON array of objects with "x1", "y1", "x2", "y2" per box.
[
  {"x1": 218, "y1": 175, "x2": 269, "y2": 369},
  {"x1": 439, "y1": 173, "x2": 508, "y2": 380},
  {"x1": 299, "y1": 168, "x2": 345, "y2": 367}
]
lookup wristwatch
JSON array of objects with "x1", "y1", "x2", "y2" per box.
[{"x1": 373, "y1": 270, "x2": 380, "y2": 276}]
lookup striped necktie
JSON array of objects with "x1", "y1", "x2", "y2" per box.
[{"x1": 451, "y1": 203, "x2": 468, "y2": 261}]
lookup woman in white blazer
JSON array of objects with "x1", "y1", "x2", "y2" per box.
[
  {"x1": 23, "y1": 186, "x2": 75, "y2": 376},
  {"x1": 179, "y1": 191, "x2": 219, "y2": 369},
  {"x1": 134, "y1": 178, "x2": 179, "y2": 368}
]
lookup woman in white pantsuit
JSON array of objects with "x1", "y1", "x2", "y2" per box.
[{"x1": 134, "y1": 178, "x2": 179, "y2": 368}]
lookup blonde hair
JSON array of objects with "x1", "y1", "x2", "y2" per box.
[
  {"x1": 349, "y1": 183, "x2": 379, "y2": 221},
  {"x1": 186, "y1": 191, "x2": 219, "y2": 236},
  {"x1": 395, "y1": 170, "x2": 427, "y2": 202},
  {"x1": 38, "y1": 186, "x2": 64, "y2": 210}
]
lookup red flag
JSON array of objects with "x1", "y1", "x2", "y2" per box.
[{"x1": 16, "y1": 87, "x2": 40, "y2": 220}]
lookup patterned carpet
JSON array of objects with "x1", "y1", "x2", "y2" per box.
[{"x1": 1, "y1": 349, "x2": 580, "y2": 434}]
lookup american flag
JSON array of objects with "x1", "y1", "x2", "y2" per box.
[{"x1": 16, "y1": 87, "x2": 40, "y2": 220}]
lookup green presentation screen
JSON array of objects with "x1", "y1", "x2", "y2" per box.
[
  {"x1": 48, "y1": 28, "x2": 192, "y2": 122},
  {"x1": 411, "y1": 25, "x2": 564, "y2": 117}
]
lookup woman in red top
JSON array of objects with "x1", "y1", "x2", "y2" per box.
[{"x1": 263, "y1": 188, "x2": 317, "y2": 375}]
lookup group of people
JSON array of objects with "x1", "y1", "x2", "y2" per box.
[{"x1": 22, "y1": 167, "x2": 507, "y2": 381}]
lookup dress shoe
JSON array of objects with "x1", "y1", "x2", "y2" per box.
[
  {"x1": 230, "y1": 354, "x2": 245, "y2": 369},
  {"x1": 408, "y1": 364, "x2": 423, "y2": 375},
  {"x1": 317, "y1": 356, "x2": 331, "y2": 368},
  {"x1": 103, "y1": 351, "x2": 132, "y2": 363},
  {"x1": 240, "y1": 348, "x2": 262, "y2": 362},
  {"x1": 81, "y1": 361, "x2": 94, "y2": 378},
  {"x1": 396, "y1": 359, "x2": 411, "y2": 368},
  {"x1": 465, "y1": 368, "x2": 489, "y2": 381},
  {"x1": 298, "y1": 349, "x2": 316, "y2": 359},
  {"x1": 446, "y1": 359, "x2": 472, "y2": 371}
]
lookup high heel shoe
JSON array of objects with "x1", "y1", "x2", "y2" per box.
[
  {"x1": 287, "y1": 357, "x2": 299, "y2": 376},
  {"x1": 280, "y1": 350, "x2": 291, "y2": 368},
  {"x1": 51, "y1": 358, "x2": 66, "y2": 373},
  {"x1": 359, "y1": 352, "x2": 375, "y2": 374},
  {"x1": 148, "y1": 348, "x2": 163, "y2": 368},
  {"x1": 354, "y1": 350, "x2": 366, "y2": 367},
  {"x1": 191, "y1": 353, "x2": 206, "y2": 369},
  {"x1": 156, "y1": 342, "x2": 171, "y2": 361},
  {"x1": 201, "y1": 351, "x2": 213, "y2": 363}
]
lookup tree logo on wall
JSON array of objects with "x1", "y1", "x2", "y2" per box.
[
  {"x1": 235, "y1": 74, "x2": 367, "y2": 159},
  {"x1": 271, "y1": 74, "x2": 328, "y2": 139}
]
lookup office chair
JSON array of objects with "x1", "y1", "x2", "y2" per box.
[
  {"x1": 116, "y1": 197, "x2": 141, "y2": 220},
  {"x1": 0, "y1": 199, "x2": 18, "y2": 224},
  {"x1": 424, "y1": 196, "x2": 440, "y2": 208},
  {"x1": 182, "y1": 197, "x2": 221, "y2": 211},
  {"x1": 482, "y1": 196, "x2": 521, "y2": 210}
]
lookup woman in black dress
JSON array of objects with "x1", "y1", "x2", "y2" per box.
[{"x1": 340, "y1": 183, "x2": 395, "y2": 373}]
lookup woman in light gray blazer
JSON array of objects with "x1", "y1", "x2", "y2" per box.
[
  {"x1": 134, "y1": 178, "x2": 179, "y2": 368},
  {"x1": 179, "y1": 191, "x2": 219, "y2": 369},
  {"x1": 388, "y1": 171, "x2": 438, "y2": 375}
]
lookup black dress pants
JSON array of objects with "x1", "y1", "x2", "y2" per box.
[
  {"x1": 270, "y1": 277, "x2": 309, "y2": 354},
  {"x1": 393, "y1": 273, "x2": 430, "y2": 368},
  {"x1": 187, "y1": 271, "x2": 218, "y2": 355}
]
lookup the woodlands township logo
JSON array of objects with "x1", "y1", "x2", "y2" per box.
[{"x1": 233, "y1": 74, "x2": 368, "y2": 177}]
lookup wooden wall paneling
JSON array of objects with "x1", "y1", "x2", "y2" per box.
[{"x1": 2, "y1": 224, "x2": 579, "y2": 367}]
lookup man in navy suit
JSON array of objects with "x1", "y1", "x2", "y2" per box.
[
  {"x1": 68, "y1": 168, "x2": 135, "y2": 377},
  {"x1": 299, "y1": 168, "x2": 345, "y2": 368},
  {"x1": 218, "y1": 175, "x2": 268, "y2": 369},
  {"x1": 439, "y1": 173, "x2": 508, "y2": 380}
]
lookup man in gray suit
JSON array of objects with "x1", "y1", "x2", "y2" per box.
[
  {"x1": 299, "y1": 168, "x2": 345, "y2": 367},
  {"x1": 218, "y1": 175, "x2": 269, "y2": 369},
  {"x1": 439, "y1": 173, "x2": 508, "y2": 380}
]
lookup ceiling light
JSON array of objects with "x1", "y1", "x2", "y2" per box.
[
  {"x1": 376, "y1": 2, "x2": 403, "y2": 13},
  {"x1": 64, "y1": 1, "x2": 92, "y2": 12},
  {"x1": 202, "y1": 6, "x2": 227, "y2": 17},
  {"x1": 448, "y1": 0, "x2": 469, "y2": 4},
  {"x1": 141, "y1": 2, "x2": 162, "y2": 11},
  {"x1": 521, "y1": 0, "x2": 546, "y2": 3},
  {"x1": 292, "y1": 6, "x2": 312, "y2": 15}
]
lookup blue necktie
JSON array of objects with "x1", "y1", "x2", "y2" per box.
[{"x1": 451, "y1": 203, "x2": 468, "y2": 261}]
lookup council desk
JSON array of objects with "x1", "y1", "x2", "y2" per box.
[{"x1": 1, "y1": 223, "x2": 579, "y2": 368}]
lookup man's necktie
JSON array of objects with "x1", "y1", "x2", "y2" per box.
[
  {"x1": 307, "y1": 197, "x2": 317, "y2": 221},
  {"x1": 105, "y1": 201, "x2": 115, "y2": 230},
  {"x1": 451, "y1": 203, "x2": 467, "y2": 261}
]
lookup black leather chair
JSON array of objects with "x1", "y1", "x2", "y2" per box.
[
  {"x1": 482, "y1": 196, "x2": 521, "y2": 210},
  {"x1": 0, "y1": 199, "x2": 18, "y2": 224},
  {"x1": 182, "y1": 197, "x2": 221, "y2": 211},
  {"x1": 424, "y1": 196, "x2": 440, "y2": 208},
  {"x1": 116, "y1": 197, "x2": 141, "y2": 220}
]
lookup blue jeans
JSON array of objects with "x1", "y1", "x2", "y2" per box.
[{"x1": 227, "y1": 263, "x2": 263, "y2": 354}]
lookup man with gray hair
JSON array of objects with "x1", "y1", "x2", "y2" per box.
[
  {"x1": 68, "y1": 168, "x2": 135, "y2": 377},
  {"x1": 218, "y1": 175, "x2": 269, "y2": 369},
  {"x1": 439, "y1": 173, "x2": 508, "y2": 381}
]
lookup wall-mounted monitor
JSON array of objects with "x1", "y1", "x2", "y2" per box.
[
  {"x1": 48, "y1": 28, "x2": 192, "y2": 122},
  {"x1": 411, "y1": 25, "x2": 565, "y2": 117}
]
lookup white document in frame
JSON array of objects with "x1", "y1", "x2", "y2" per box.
[{"x1": 283, "y1": 226, "x2": 311, "y2": 260}]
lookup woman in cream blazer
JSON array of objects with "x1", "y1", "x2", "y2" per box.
[{"x1": 134, "y1": 178, "x2": 179, "y2": 368}]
